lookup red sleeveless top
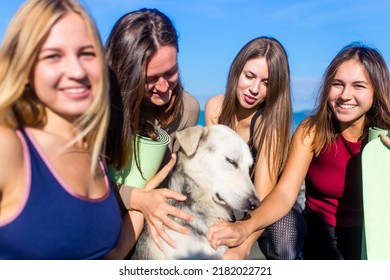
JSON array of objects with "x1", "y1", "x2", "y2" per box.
[{"x1": 305, "y1": 134, "x2": 366, "y2": 227}]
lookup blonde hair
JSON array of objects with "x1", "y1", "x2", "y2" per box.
[{"x1": 0, "y1": 0, "x2": 109, "y2": 173}]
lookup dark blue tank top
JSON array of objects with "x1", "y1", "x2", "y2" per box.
[{"x1": 0, "y1": 128, "x2": 122, "y2": 259}]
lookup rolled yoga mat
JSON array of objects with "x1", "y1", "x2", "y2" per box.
[
  {"x1": 108, "y1": 127, "x2": 171, "y2": 188},
  {"x1": 361, "y1": 127, "x2": 390, "y2": 259}
]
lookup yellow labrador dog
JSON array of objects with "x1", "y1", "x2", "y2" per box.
[{"x1": 132, "y1": 125, "x2": 260, "y2": 259}]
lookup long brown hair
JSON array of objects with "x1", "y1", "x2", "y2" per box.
[
  {"x1": 105, "y1": 8, "x2": 184, "y2": 170},
  {"x1": 304, "y1": 42, "x2": 390, "y2": 156},
  {"x1": 219, "y1": 36, "x2": 292, "y2": 177}
]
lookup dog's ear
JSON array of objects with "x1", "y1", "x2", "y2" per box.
[{"x1": 176, "y1": 125, "x2": 206, "y2": 156}]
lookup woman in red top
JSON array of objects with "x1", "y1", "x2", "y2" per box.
[{"x1": 208, "y1": 43, "x2": 390, "y2": 259}]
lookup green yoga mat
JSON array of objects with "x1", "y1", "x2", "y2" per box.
[
  {"x1": 361, "y1": 127, "x2": 390, "y2": 259},
  {"x1": 108, "y1": 127, "x2": 171, "y2": 188}
]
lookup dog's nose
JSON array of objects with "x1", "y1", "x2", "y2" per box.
[{"x1": 247, "y1": 195, "x2": 261, "y2": 210}]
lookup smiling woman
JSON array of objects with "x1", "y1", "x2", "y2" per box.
[
  {"x1": 33, "y1": 12, "x2": 100, "y2": 120},
  {"x1": 327, "y1": 59, "x2": 374, "y2": 127},
  {"x1": 104, "y1": 8, "x2": 200, "y2": 255},
  {"x1": 0, "y1": 0, "x2": 124, "y2": 259},
  {"x1": 207, "y1": 42, "x2": 390, "y2": 260},
  {"x1": 144, "y1": 46, "x2": 180, "y2": 106}
]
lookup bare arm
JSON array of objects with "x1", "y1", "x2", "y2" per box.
[
  {"x1": 208, "y1": 125, "x2": 314, "y2": 249},
  {"x1": 0, "y1": 127, "x2": 24, "y2": 221},
  {"x1": 103, "y1": 209, "x2": 143, "y2": 259}
]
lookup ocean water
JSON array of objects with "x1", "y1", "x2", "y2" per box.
[
  {"x1": 293, "y1": 110, "x2": 310, "y2": 130},
  {"x1": 198, "y1": 110, "x2": 310, "y2": 131}
]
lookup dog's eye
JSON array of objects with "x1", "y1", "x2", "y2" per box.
[{"x1": 225, "y1": 157, "x2": 238, "y2": 168}]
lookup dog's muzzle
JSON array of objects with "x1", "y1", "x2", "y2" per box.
[{"x1": 247, "y1": 195, "x2": 261, "y2": 211}]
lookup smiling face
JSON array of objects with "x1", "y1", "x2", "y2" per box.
[
  {"x1": 236, "y1": 57, "x2": 268, "y2": 110},
  {"x1": 144, "y1": 45, "x2": 179, "y2": 106},
  {"x1": 32, "y1": 11, "x2": 100, "y2": 122},
  {"x1": 328, "y1": 59, "x2": 374, "y2": 130}
]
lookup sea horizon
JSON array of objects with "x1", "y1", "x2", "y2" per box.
[{"x1": 198, "y1": 109, "x2": 311, "y2": 130}]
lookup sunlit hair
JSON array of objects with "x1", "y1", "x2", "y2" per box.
[
  {"x1": 304, "y1": 42, "x2": 390, "y2": 155},
  {"x1": 105, "y1": 8, "x2": 184, "y2": 170},
  {"x1": 0, "y1": 0, "x2": 109, "y2": 173},
  {"x1": 219, "y1": 36, "x2": 292, "y2": 177}
]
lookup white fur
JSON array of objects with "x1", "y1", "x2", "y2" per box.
[{"x1": 132, "y1": 125, "x2": 260, "y2": 260}]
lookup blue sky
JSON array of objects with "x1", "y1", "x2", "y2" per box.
[{"x1": 1, "y1": 0, "x2": 390, "y2": 112}]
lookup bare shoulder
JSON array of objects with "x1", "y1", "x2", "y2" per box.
[
  {"x1": 205, "y1": 94, "x2": 224, "y2": 109},
  {"x1": 205, "y1": 94, "x2": 224, "y2": 125},
  {"x1": 291, "y1": 120, "x2": 315, "y2": 151},
  {"x1": 0, "y1": 126, "x2": 24, "y2": 187},
  {"x1": 0, "y1": 126, "x2": 23, "y2": 154}
]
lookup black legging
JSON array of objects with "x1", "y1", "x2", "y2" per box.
[
  {"x1": 302, "y1": 205, "x2": 362, "y2": 260},
  {"x1": 258, "y1": 201, "x2": 307, "y2": 260}
]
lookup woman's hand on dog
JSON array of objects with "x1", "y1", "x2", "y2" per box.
[
  {"x1": 207, "y1": 220, "x2": 250, "y2": 250},
  {"x1": 131, "y1": 154, "x2": 193, "y2": 250}
]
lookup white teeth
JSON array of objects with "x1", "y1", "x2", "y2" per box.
[
  {"x1": 64, "y1": 88, "x2": 86, "y2": 94},
  {"x1": 339, "y1": 104, "x2": 356, "y2": 109}
]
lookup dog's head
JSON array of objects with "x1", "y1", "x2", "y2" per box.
[{"x1": 176, "y1": 125, "x2": 260, "y2": 212}]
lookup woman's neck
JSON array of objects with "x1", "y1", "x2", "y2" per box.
[
  {"x1": 235, "y1": 105, "x2": 258, "y2": 122},
  {"x1": 340, "y1": 117, "x2": 367, "y2": 142},
  {"x1": 234, "y1": 106, "x2": 259, "y2": 142},
  {"x1": 37, "y1": 108, "x2": 84, "y2": 146}
]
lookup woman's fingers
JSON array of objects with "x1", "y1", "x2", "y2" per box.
[
  {"x1": 207, "y1": 222, "x2": 227, "y2": 249},
  {"x1": 138, "y1": 153, "x2": 196, "y2": 249},
  {"x1": 160, "y1": 208, "x2": 192, "y2": 235},
  {"x1": 145, "y1": 154, "x2": 177, "y2": 190},
  {"x1": 140, "y1": 188, "x2": 193, "y2": 249},
  {"x1": 148, "y1": 224, "x2": 163, "y2": 251},
  {"x1": 380, "y1": 133, "x2": 390, "y2": 147},
  {"x1": 159, "y1": 189, "x2": 193, "y2": 222},
  {"x1": 208, "y1": 221, "x2": 248, "y2": 249},
  {"x1": 156, "y1": 225, "x2": 176, "y2": 249},
  {"x1": 149, "y1": 220, "x2": 176, "y2": 250},
  {"x1": 160, "y1": 188, "x2": 187, "y2": 202}
]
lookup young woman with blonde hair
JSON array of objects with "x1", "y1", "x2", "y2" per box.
[{"x1": 0, "y1": 0, "x2": 162, "y2": 259}]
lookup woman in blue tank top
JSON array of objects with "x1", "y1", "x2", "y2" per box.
[{"x1": 0, "y1": 0, "x2": 155, "y2": 260}]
